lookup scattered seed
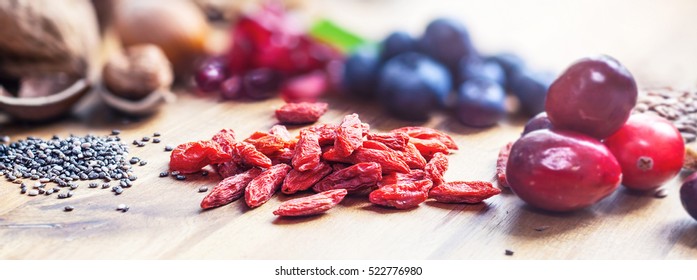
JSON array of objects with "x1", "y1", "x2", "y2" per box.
[
  {"x1": 89, "y1": 182, "x2": 98, "y2": 188},
  {"x1": 57, "y1": 193, "x2": 68, "y2": 199},
  {"x1": 102, "y1": 183, "x2": 110, "y2": 189},
  {"x1": 142, "y1": 137, "x2": 150, "y2": 142},
  {"x1": 153, "y1": 132, "x2": 161, "y2": 137},
  {"x1": 37, "y1": 188, "x2": 46, "y2": 194},
  {"x1": 64, "y1": 205, "x2": 74, "y2": 212},
  {"x1": 117, "y1": 204, "x2": 126, "y2": 211},
  {"x1": 52, "y1": 187, "x2": 61, "y2": 192},
  {"x1": 175, "y1": 175, "x2": 186, "y2": 181},
  {"x1": 534, "y1": 226, "x2": 550, "y2": 232},
  {"x1": 39, "y1": 178, "x2": 50, "y2": 183},
  {"x1": 171, "y1": 171, "x2": 180, "y2": 176},
  {"x1": 122, "y1": 206, "x2": 129, "y2": 212},
  {"x1": 114, "y1": 187, "x2": 123, "y2": 195},
  {"x1": 159, "y1": 171, "x2": 169, "y2": 177},
  {"x1": 20, "y1": 187, "x2": 27, "y2": 194},
  {"x1": 27, "y1": 189, "x2": 39, "y2": 196},
  {"x1": 505, "y1": 249, "x2": 514, "y2": 256},
  {"x1": 129, "y1": 157, "x2": 140, "y2": 164},
  {"x1": 45, "y1": 189, "x2": 54, "y2": 195},
  {"x1": 654, "y1": 189, "x2": 668, "y2": 198},
  {"x1": 137, "y1": 142, "x2": 145, "y2": 147},
  {"x1": 69, "y1": 184, "x2": 78, "y2": 190},
  {"x1": 164, "y1": 145, "x2": 173, "y2": 152},
  {"x1": 152, "y1": 138, "x2": 161, "y2": 144},
  {"x1": 139, "y1": 161, "x2": 147, "y2": 166},
  {"x1": 111, "y1": 130, "x2": 121, "y2": 135},
  {"x1": 199, "y1": 186, "x2": 208, "y2": 192}
]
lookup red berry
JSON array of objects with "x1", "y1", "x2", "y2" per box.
[
  {"x1": 604, "y1": 114, "x2": 684, "y2": 191},
  {"x1": 280, "y1": 71, "x2": 328, "y2": 103},
  {"x1": 545, "y1": 55, "x2": 637, "y2": 139},
  {"x1": 194, "y1": 57, "x2": 228, "y2": 93},
  {"x1": 506, "y1": 129, "x2": 622, "y2": 212}
]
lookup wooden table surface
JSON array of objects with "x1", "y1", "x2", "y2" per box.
[{"x1": 1, "y1": 0, "x2": 697, "y2": 260}]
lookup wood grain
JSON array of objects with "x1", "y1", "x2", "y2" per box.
[{"x1": 1, "y1": 0, "x2": 697, "y2": 259}]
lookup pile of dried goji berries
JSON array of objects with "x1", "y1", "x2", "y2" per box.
[{"x1": 169, "y1": 114, "x2": 501, "y2": 217}]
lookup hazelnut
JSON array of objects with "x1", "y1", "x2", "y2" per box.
[{"x1": 103, "y1": 44, "x2": 173, "y2": 100}]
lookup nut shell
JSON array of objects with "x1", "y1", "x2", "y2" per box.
[{"x1": 103, "y1": 44, "x2": 173, "y2": 100}]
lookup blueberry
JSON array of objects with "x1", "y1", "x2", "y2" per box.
[
  {"x1": 419, "y1": 18, "x2": 477, "y2": 70},
  {"x1": 509, "y1": 70, "x2": 555, "y2": 116},
  {"x1": 458, "y1": 57, "x2": 506, "y2": 86},
  {"x1": 455, "y1": 78, "x2": 506, "y2": 127},
  {"x1": 342, "y1": 46, "x2": 381, "y2": 99},
  {"x1": 380, "y1": 31, "x2": 418, "y2": 62},
  {"x1": 377, "y1": 52, "x2": 452, "y2": 121},
  {"x1": 485, "y1": 53, "x2": 527, "y2": 90}
]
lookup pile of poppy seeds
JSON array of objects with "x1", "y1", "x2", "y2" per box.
[{"x1": 0, "y1": 130, "x2": 160, "y2": 212}]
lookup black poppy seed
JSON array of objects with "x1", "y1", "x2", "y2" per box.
[
  {"x1": 201, "y1": 171, "x2": 209, "y2": 176},
  {"x1": 159, "y1": 171, "x2": 168, "y2": 177},
  {"x1": 129, "y1": 158, "x2": 139, "y2": 164},
  {"x1": 20, "y1": 187, "x2": 27, "y2": 194},
  {"x1": 164, "y1": 145, "x2": 173, "y2": 152},
  {"x1": 505, "y1": 249, "x2": 514, "y2": 256},
  {"x1": 198, "y1": 186, "x2": 208, "y2": 192},
  {"x1": 102, "y1": 183, "x2": 110, "y2": 189},
  {"x1": 122, "y1": 206, "x2": 129, "y2": 213},
  {"x1": 89, "y1": 182, "x2": 98, "y2": 188},
  {"x1": 153, "y1": 132, "x2": 161, "y2": 137},
  {"x1": 64, "y1": 205, "x2": 74, "y2": 212},
  {"x1": 142, "y1": 137, "x2": 150, "y2": 142},
  {"x1": 139, "y1": 161, "x2": 147, "y2": 166},
  {"x1": 67, "y1": 191, "x2": 74, "y2": 197},
  {"x1": 52, "y1": 187, "x2": 61, "y2": 192},
  {"x1": 152, "y1": 138, "x2": 161, "y2": 144},
  {"x1": 27, "y1": 189, "x2": 39, "y2": 196},
  {"x1": 45, "y1": 189, "x2": 54, "y2": 195},
  {"x1": 57, "y1": 193, "x2": 68, "y2": 199},
  {"x1": 132, "y1": 140, "x2": 139, "y2": 145},
  {"x1": 114, "y1": 188, "x2": 123, "y2": 195},
  {"x1": 137, "y1": 142, "x2": 145, "y2": 147},
  {"x1": 111, "y1": 130, "x2": 121, "y2": 135},
  {"x1": 120, "y1": 180, "x2": 128, "y2": 188},
  {"x1": 128, "y1": 175, "x2": 137, "y2": 181},
  {"x1": 69, "y1": 184, "x2": 78, "y2": 190},
  {"x1": 37, "y1": 188, "x2": 45, "y2": 194},
  {"x1": 175, "y1": 175, "x2": 186, "y2": 181}
]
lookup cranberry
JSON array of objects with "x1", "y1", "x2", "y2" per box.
[
  {"x1": 506, "y1": 129, "x2": 622, "y2": 212},
  {"x1": 242, "y1": 68, "x2": 281, "y2": 100},
  {"x1": 280, "y1": 71, "x2": 328, "y2": 103},
  {"x1": 604, "y1": 114, "x2": 684, "y2": 191},
  {"x1": 220, "y1": 76, "x2": 243, "y2": 100},
  {"x1": 194, "y1": 57, "x2": 228, "y2": 93},
  {"x1": 522, "y1": 112, "x2": 553, "y2": 136},
  {"x1": 680, "y1": 173, "x2": 697, "y2": 221},
  {"x1": 545, "y1": 55, "x2": 637, "y2": 139}
]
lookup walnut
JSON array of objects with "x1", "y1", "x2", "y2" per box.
[{"x1": 102, "y1": 44, "x2": 173, "y2": 100}]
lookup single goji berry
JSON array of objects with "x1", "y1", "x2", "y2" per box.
[
  {"x1": 282, "y1": 161, "x2": 333, "y2": 194},
  {"x1": 366, "y1": 132, "x2": 409, "y2": 151},
  {"x1": 377, "y1": 169, "x2": 430, "y2": 189},
  {"x1": 201, "y1": 168, "x2": 263, "y2": 209},
  {"x1": 334, "y1": 113, "x2": 363, "y2": 157},
  {"x1": 292, "y1": 129, "x2": 322, "y2": 172},
  {"x1": 273, "y1": 189, "x2": 347, "y2": 217},
  {"x1": 425, "y1": 152, "x2": 449, "y2": 187},
  {"x1": 275, "y1": 102, "x2": 329, "y2": 124},
  {"x1": 169, "y1": 140, "x2": 232, "y2": 174},
  {"x1": 350, "y1": 146, "x2": 410, "y2": 174},
  {"x1": 409, "y1": 137, "x2": 449, "y2": 160},
  {"x1": 232, "y1": 142, "x2": 272, "y2": 168},
  {"x1": 429, "y1": 181, "x2": 501, "y2": 204},
  {"x1": 396, "y1": 142, "x2": 427, "y2": 169},
  {"x1": 391, "y1": 126, "x2": 459, "y2": 150},
  {"x1": 312, "y1": 162, "x2": 382, "y2": 193},
  {"x1": 321, "y1": 146, "x2": 350, "y2": 163},
  {"x1": 269, "y1": 148, "x2": 295, "y2": 165},
  {"x1": 244, "y1": 131, "x2": 288, "y2": 157},
  {"x1": 245, "y1": 164, "x2": 292, "y2": 208},
  {"x1": 211, "y1": 129, "x2": 237, "y2": 155},
  {"x1": 496, "y1": 142, "x2": 512, "y2": 188},
  {"x1": 214, "y1": 161, "x2": 246, "y2": 178},
  {"x1": 369, "y1": 180, "x2": 432, "y2": 209}
]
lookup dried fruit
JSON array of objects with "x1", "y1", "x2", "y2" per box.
[
  {"x1": 408, "y1": 137, "x2": 450, "y2": 160},
  {"x1": 269, "y1": 148, "x2": 295, "y2": 165},
  {"x1": 377, "y1": 169, "x2": 430, "y2": 188},
  {"x1": 169, "y1": 141, "x2": 232, "y2": 173},
  {"x1": 232, "y1": 142, "x2": 272, "y2": 168},
  {"x1": 429, "y1": 181, "x2": 501, "y2": 203},
  {"x1": 322, "y1": 145, "x2": 410, "y2": 174},
  {"x1": 269, "y1": 125, "x2": 292, "y2": 142},
  {"x1": 244, "y1": 131, "x2": 289, "y2": 156},
  {"x1": 369, "y1": 180, "x2": 431, "y2": 209},
  {"x1": 211, "y1": 129, "x2": 237, "y2": 155},
  {"x1": 292, "y1": 130, "x2": 322, "y2": 172},
  {"x1": 245, "y1": 164, "x2": 292, "y2": 208},
  {"x1": 282, "y1": 161, "x2": 333, "y2": 194},
  {"x1": 273, "y1": 189, "x2": 347, "y2": 217},
  {"x1": 334, "y1": 113, "x2": 364, "y2": 157},
  {"x1": 201, "y1": 168, "x2": 262, "y2": 209},
  {"x1": 308, "y1": 123, "x2": 339, "y2": 146},
  {"x1": 366, "y1": 132, "x2": 409, "y2": 150},
  {"x1": 391, "y1": 126, "x2": 458, "y2": 150},
  {"x1": 214, "y1": 161, "x2": 244, "y2": 178},
  {"x1": 496, "y1": 142, "x2": 512, "y2": 188},
  {"x1": 425, "y1": 152, "x2": 449, "y2": 186},
  {"x1": 275, "y1": 102, "x2": 329, "y2": 125},
  {"x1": 396, "y1": 142, "x2": 427, "y2": 169},
  {"x1": 313, "y1": 162, "x2": 382, "y2": 193}
]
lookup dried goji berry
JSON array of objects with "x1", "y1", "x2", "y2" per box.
[
  {"x1": 409, "y1": 137, "x2": 449, "y2": 160},
  {"x1": 170, "y1": 140, "x2": 232, "y2": 173},
  {"x1": 211, "y1": 129, "x2": 237, "y2": 155},
  {"x1": 425, "y1": 152, "x2": 449, "y2": 187},
  {"x1": 320, "y1": 146, "x2": 349, "y2": 163},
  {"x1": 282, "y1": 161, "x2": 333, "y2": 194},
  {"x1": 245, "y1": 164, "x2": 292, "y2": 208},
  {"x1": 369, "y1": 180, "x2": 432, "y2": 209},
  {"x1": 496, "y1": 142, "x2": 512, "y2": 188},
  {"x1": 214, "y1": 161, "x2": 246, "y2": 178},
  {"x1": 244, "y1": 131, "x2": 288, "y2": 157},
  {"x1": 269, "y1": 124, "x2": 292, "y2": 142},
  {"x1": 275, "y1": 102, "x2": 329, "y2": 124},
  {"x1": 429, "y1": 181, "x2": 501, "y2": 204},
  {"x1": 269, "y1": 148, "x2": 295, "y2": 165},
  {"x1": 330, "y1": 163, "x2": 350, "y2": 171},
  {"x1": 377, "y1": 169, "x2": 430, "y2": 188},
  {"x1": 367, "y1": 132, "x2": 409, "y2": 151},
  {"x1": 273, "y1": 189, "x2": 347, "y2": 217},
  {"x1": 308, "y1": 123, "x2": 339, "y2": 146},
  {"x1": 350, "y1": 146, "x2": 410, "y2": 174},
  {"x1": 292, "y1": 129, "x2": 321, "y2": 172},
  {"x1": 396, "y1": 142, "x2": 427, "y2": 169},
  {"x1": 201, "y1": 168, "x2": 262, "y2": 209},
  {"x1": 312, "y1": 162, "x2": 382, "y2": 193},
  {"x1": 334, "y1": 113, "x2": 363, "y2": 157},
  {"x1": 391, "y1": 126, "x2": 459, "y2": 150},
  {"x1": 233, "y1": 142, "x2": 272, "y2": 168}
]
